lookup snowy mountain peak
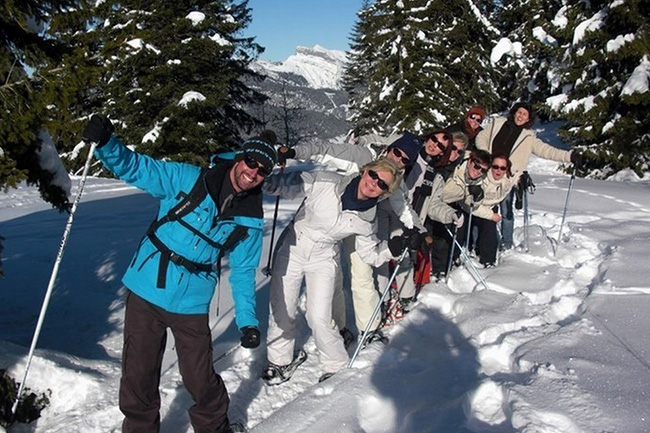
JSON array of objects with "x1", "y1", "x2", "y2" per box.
[{"x1": 255, "y1": 45, "x2": 348, "y2": 90}]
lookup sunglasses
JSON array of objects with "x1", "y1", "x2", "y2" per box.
[
  {"x1": 244, "y1": 154, "x2": 271, "y2": 177},
  {"x1": 433, "y1": 137, "x2": 447, "y2": 152},
  {"x1": 469, "y1": 114, "x2": 483, "y2": 121},
  {"x1": 450, "y1": 144, "x2": 460, "y2": 152},
  {"x1": 391, "y1": 147, "x2": 410, "y2": 165},
  {"x1": 491, "y1": 164, "x2": 508, "y2": 171},
  {"x1": 471, "y1": 160, "x2": 489, "y2": 173},
  {"x1": 367, "y1": 169, "x2": 390, "y2": 191}
]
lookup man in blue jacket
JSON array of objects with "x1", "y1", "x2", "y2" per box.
[{"x1": 82, "y1": 115, "x2": 277, "y2": 433}]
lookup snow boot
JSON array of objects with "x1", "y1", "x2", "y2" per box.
[{"x1": 262, "y1": 349, "x2": 308, "y2": 386}]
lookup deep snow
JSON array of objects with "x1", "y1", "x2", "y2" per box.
[{"x1": 1, "y1": 130, "x2": 650, "y2": 432}]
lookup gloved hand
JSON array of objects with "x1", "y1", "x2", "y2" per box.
[
  {"x1": 518, "y1": 171, "x2": 534, "y2": 190},
  {"x1": 467, "y1": 184, "x2": 484, "y2": 202},
  {"x1": 388, "y1": 229, "x2": 428, "y2": 256},
  {"x1": 570, "y1": 151, "x2": 584, "y2": 169},
  {"x1": 276, "y1": 146, "x2": 296, "y2": 166},
  {"x1": 240, "y1": 326, "x2": 260, "y2": 348},
  {"x1": 82, "y1": 114, "x2": 114, "y2": 147},
  {"x1": 452, "y1": 211, "x2": 464, "y2": 228}
]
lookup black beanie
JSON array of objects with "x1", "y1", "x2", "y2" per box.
[
  {"x1": 387, "y1": 131, "x2": 423, "y2": 165},
  {"x1": 237, "y1": 130, "x2": 278, "y2": 173}
]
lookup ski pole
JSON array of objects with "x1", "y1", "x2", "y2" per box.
[
  {"x1": 464, "y1": 207, "x2": 473, "y2": 252},
  {"x1": 556, "y1": 167, "x2": 576, "y2": 247},
  {"x1": 213, "y1": 341, "x2": 241, "y2": 365},
  {"x1": 11, "y1": 141, "x2": 97, "y2": 416},
  {"x1": 523, "y1": 187, "x2": 529, "y2": 252},
  {"x1": 263, "y1": 165, "x2": 284, "y2": 276},
  {"x1": 445, "y1": 226, "x2": 489, "y2": 291},
  {"x1": 348, "y1": 248, "x2": 409, "y2": 369},
  {"x1": 445, "y1": 225, "x2": 458, "y2": 284}
]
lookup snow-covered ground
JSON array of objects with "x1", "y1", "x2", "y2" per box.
[{"x1": 2, "y1": 135, "x2": 650, "y2": 432}]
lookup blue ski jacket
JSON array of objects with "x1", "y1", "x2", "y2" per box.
[{"x1": 95, "y1": 136, "x2": 264, "y2": 329}]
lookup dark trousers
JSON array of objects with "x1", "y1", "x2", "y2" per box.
[
  {"x1": 428, "y1": 220, "x2": 454, "y2": 274},
  {"x1": 120, "y1": 291, "x2": 230, "y2": 433},
  {"x1": 474, "y1": 217, "x2": 498, "y2": 265},
  {"x1": 455, "y1": 212, "x2": 498, "y2": 266}
]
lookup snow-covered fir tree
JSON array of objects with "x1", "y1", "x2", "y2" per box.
[
  {"x1": 490, "y1": 0, "x2": 569, "y2": 110},
  {"x1": 344, "y1": 0, "x2": 500, "y2": 135},
  {"x1": 0, "y1": 0, "x2": 79, "y2": 211},
  {"x1": 90, "y1": 0, "x2": 266, "y2": 165},
  {"x1": 543, "y1": 0, "x2": 650, "y2": 177}
]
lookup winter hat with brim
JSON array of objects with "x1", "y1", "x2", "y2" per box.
[
  {"x1": 387, "y1": 131, "x2": 423, "y2": 165},
  {"x1": 236, "y1": 130, "x2": 278, "y2": 173}
]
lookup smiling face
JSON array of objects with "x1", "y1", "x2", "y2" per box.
[
  {"x1": 229, "y1": 158, "x2": 266, "y2": 193},
  {"x1": 387, "y1": 147, "x2": 410, "y2": 169},
  {"x1": 424, "y1": 132, "x2": 450, "y2": 157},
  {"x1": 358, "y1": 168, "x2": 394, "y2": 200},
  {"x1": 491, "y1": 157, "x2": 508, "y2": 180},
  {"x1": 513, "y1": 107, "x2": 530, "y2": 127},
  {"x1": 450, "y1": 139, "x2": 465, "y2": 163},
  {"x1": 468, "y1": 158, "x2": 489, "y2": 180},
  {"x1": 467, "y1": 114, "x2": 483, "y2": 131}
]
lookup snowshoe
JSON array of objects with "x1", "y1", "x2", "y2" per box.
[
  {"x1": 381, "y1": 296, "x2": 405, "y2": 328},
  {"x1": 359, "y1": 329, "x2": 389, "y2": 348},
  {"x1": 318, "y1": 372, "x2": 335, "y2": 383},
  {"x1": 226, "y1": 421, "x2": 248, "y2": 433},
  {"x1": 399, "y1": 296, "x2": 417, "y2": 313},
  {"x1": 262, "y1": 349, "x2": 308, "y2": 386}
]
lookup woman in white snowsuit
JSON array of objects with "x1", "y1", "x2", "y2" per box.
[
  {"x1": 262, "y1": 158, "x2": 405, "y2": 383},
  {"x1": 277, "y1": 133, "x2": 424, "y2": 341}
]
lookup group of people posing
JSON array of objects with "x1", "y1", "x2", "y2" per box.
[{"x1": 81, "y1": 101, "x2": 581, "y2": 433}]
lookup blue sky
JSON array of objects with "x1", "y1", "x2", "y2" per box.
[{"x1": 244, "y1": 0, "x2": 364, "y2": 62}]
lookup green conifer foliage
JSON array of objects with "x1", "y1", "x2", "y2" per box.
[
  {"x1": 92, "y1": 0, "x2": 266, "y2": 164},
  {"x1": 491, "y1": 0, "x2": 567, "y2": 110},
  {"x1": 543, "y1": 0, "x2": 650, "y2": 177},
  {"x1": 344, "y1": 0, "x2": 500, "y2": 135},
  {"x1": 0, "y1": 0, "x2": 78, "y2": 211}
]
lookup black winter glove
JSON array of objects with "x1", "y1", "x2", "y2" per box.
[
  {"x1": 240, "y1": 326, "x2": 260, "y2": 348},
  {"x1": 82, "y1": 114, "x2": 114, "y2": 147},
  {"x1": 388, "y1": 229, "x2": 427, "y2": 256},
  {"x1": 570, "y1": 151, "x2": 584, "y2": 169},
  {"x1": 276, "y1": 146, "x2": 296, "y2": 166},
  {"x1": 467, "y1": 184, "x2": 484, "y2": 202},
  {"x1": 388, "y1": 235, "x2": 406, "y2": 256},
  {"x1": 518, "y1": 171, "x2": 534, "y2": 190}
]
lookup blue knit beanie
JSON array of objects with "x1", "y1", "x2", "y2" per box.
[{"x1": 387, "y1": 132, "x2": 423, "y2": 165}]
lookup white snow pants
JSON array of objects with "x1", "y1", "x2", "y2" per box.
[{"x1": 267, "y1": 230, "x2": 348, "y2": 373}]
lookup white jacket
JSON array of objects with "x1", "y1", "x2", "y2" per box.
[
  {"x1": 291, "y1": 140, "x2": 424, "y2": 231},
  {"x1": 263, "y1": 170, "x2": 394, "y2": 267}
]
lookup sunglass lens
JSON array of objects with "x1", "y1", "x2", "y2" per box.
[
  {"x1": 244, "y1": 155, "x2": 270, "y2": 177},
  {"x1": 368, "y1": 170, "x2": 389, "y2": 191}
]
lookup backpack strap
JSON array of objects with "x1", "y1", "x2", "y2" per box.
[{"x1": 144, "y1": 168, "x2": 251, "y2": 289}]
